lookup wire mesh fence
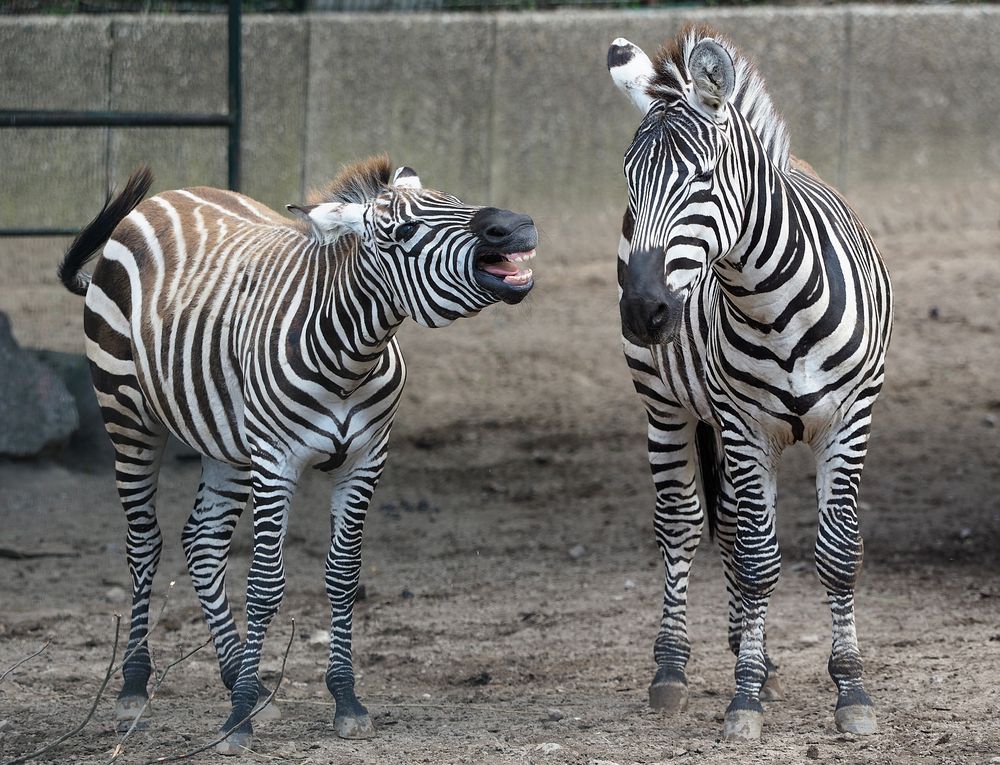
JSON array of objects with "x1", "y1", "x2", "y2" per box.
[{"x1": 1, "y1": 0, "x2": 781, "y2": 14}]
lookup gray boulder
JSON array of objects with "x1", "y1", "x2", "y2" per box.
[{"x1": 0, "y1": 312, "x2": 79, "y2": 458}]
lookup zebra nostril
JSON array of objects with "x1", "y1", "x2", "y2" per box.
[
  {"x1": 484, "y1": 225, "x2": 509, "y2": 241},
  {"x1": 649, "y1": 303, "x2": 670, "y2": 334}
]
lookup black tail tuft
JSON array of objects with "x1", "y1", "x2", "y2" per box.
[
  {"x1": 695, "y1": 420, "x2": 722, "y2": 540},
  {"x1": 58, "y1": 166, "x2": 153, "y2": 296}
]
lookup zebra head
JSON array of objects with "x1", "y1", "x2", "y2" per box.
[
  {"x1": 608, "y1": 33, "x2": 741, "y2": 345},
  {"x1": 290, "y1": 159, "x2": 536, "y2": 328}
]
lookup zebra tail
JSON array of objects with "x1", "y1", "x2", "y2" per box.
[
  {"x1": 58, "y1": 165, "x2": 153, "y2": 296},
  {"x1": 695, "y1": 420, "x2": 722, "y2": 541}
]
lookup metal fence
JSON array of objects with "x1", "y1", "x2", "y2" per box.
[{"x1": 0, "y1": 0, "x2": 766, "y2": 13}]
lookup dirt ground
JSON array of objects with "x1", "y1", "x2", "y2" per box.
[{"x1": 1, "y1": 227, "x2": 999, "y2": 764}]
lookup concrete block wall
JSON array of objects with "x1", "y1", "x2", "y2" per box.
[{"x1": 1, "y1": 6, "x2": 998, "y2": 254}]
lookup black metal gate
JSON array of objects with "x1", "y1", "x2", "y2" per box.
[{"x1": 0, "y1": 0, "x2": 242, "y2": 237}]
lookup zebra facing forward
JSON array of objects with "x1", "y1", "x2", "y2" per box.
[
  {"x1": 58, "y1": 157, "x2": 537, "y2": 753},
  {"x1": 607, "y1": 26, "x2": 892, "y2": 740}
]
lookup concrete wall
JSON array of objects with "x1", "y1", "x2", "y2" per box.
[{"x1": 2, "y1": 7, "x2": 998, "y2": 255}]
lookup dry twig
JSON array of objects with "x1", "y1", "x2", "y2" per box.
[
  {"x1": 108, "y1": 637, "x2": 211, "y2": 763},
  {"x1": 0, "y1": 642, "x2": 51, "y2": 685},
  {"x1": 1, "y1": 615, "x2": 121, "y2": 765},
  {"x1": 141, "y1": 619, "x2": 296, "y2": 765}
]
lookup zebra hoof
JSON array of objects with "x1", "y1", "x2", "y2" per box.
[
  {"x1": 253, "y1": 699, "x2": 281, "y2": 722},
  {"x1": 648, "y1": 681, "x2": 689, "y2": 714},
  {"x1": 835, "y1": 705, "x2": 878, "y2": 735},
  {"x1": 723, "y1": 709, "x2": 763, "y2": 741},
  {"x1": 760, "y1": 672, "x2": 785, "y2": 701},
  {"x1": 114, "y1": 695, "x2": 151, "y2": 732},
  {"x1": 215, "y1": 729, "x2": 253, "y2": 756},
  {"x1": 334, "y1": 712, "x2": 376, "y2": 739}
]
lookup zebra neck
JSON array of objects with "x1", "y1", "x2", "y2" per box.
[
  {"x1": 305, "y1": 243, "x2": 405, "y2": 385},
  {"x1": 713, "y1": 169, "x2": 822, "y2": 332}
]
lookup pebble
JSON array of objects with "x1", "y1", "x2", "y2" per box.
[
  {"x1": 307, "y1": 629, "x2": 329, "y2": 647},
  {"x1": 798, "y1": 633, "x2": 821, "y2": 645},
  {"x1": 623, "y1": 579, "x2": 636, "y2": 590},
  {"x1": 103, "y1": 586, "x2": 127, "y2": 604},
  {"x1": 421, "y1": 693, "x2": 431, "y2": 699},
  {"x1": 536, "y1": 743, "x2": 563, "y2": 754},
  {"x1": 547, "y1": 708, "x2": 564, "y2": 722},
  {"x1": 806, "y1": 744, "x2": 820, "y2": 759},
  {"x1": 984, "y1": 414, "x2": 997, "y2": 428},
  {"x1": 568, "y1": 545, "x2": 587, "y2": 560}
]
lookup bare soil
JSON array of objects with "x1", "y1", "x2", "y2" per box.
[{"x1": 1, "y1": 228, "x2": 999, "y2": 764}]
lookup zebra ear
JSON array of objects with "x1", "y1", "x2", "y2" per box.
[
  {"x1": 392, "y1": 166, "x2": 422, "y2": 190},
  {"x1": 608, "y1": 37, "x2": 655, "y2": 115},
  {"x1": 287, "y1": 201, "x2": 365, "y2": 243},
  {"x1": 688, "y1": 39, "x2": 735, "y2": 121}
]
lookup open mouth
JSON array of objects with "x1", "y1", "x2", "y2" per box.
[{"x1": 474, "y1": 249, "x2": 536, "y2": 292}]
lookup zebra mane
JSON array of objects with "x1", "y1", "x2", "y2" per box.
[
  {"x1": 308, "y1": 154, "x2": 393, "y2": 207},
  {"x1": 648, "y1": 24, "x2": 790, "y2": 171}
]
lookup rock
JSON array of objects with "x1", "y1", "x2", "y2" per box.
[
  {"x1": 798, "y1": 633, "x2": 821, "y2": 645},
  {"x1": 308, "y1": 629, "x2": 329, "y2": 647},
  {"x1": 983, "y1": 414, "x2": 997, "y2": 428},
  {"x1": 623, "y1": 579, "x2": 636, "y2": 590},
  {"x1": 0, "y1": 313, "x2": 79, "y2": 458},
  {"x1": 462, "y1": 671, "x2": 491, "y2": 686},
  {"x1": 536, "y1": 743, "x2": 563, "y2": 754},
  {"x1": 103, "y1": 586, "x2": 128, "y2": 604},
  {"x1": 568, "y1": 545, "x2": 587, "y2": 560},
  {"x1": 546, "y1": 708, "x2": 564, "y2": 721},
  {"x1": 401, "y1": 589, "x2": 414, "y2": 600},
  {"x1": 806, "y1": 744, "x2": 820, "y2": 759}
]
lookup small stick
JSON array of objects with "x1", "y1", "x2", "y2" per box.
[
  {"x1": 0, "y1": 642, "x2": 51, "y2": 685},
  {"x1": 1, "y1": 615, "x2": 121, "y2": 765},
  {"x1": 109, "y1": 637, "x2": 212, "y2": 763},
  {"x1": 111, "y1": 581, "x2": 176, "y2": 679},
  {"x1": 142, "y1": 619, "x2": 296, "y2": 765}
]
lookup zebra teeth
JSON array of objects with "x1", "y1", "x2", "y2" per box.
[
  {"x1": 501, "y1": 249, "x2": 536, "y2": 263},
  {"x1": 503, "y1": 268, "x2": 533, "y2": 286}
]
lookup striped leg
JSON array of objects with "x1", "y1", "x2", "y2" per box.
[
  {"x1": 645, "y1": 411, "x2": 704, "y2": 714},
  {"x1": 325, "y1": 441, "x2": 387, "y2": 739},
  {"x1": 721, "y1": 436, "x2": 781, "y2": 741},
  {"x1": 181, "y1": 457, "x2": 278, "y2": 720},
  {"x1": 714, "y1": 469, "x2": 784, "y2": 701},
  {"x1": 814, "y1": 414, "x2": 877, "y2": 735},
  {"x1": 216, "y1": 460, "x2": 297, "y2": 755},
  {"x1": 111, "y1": 429, "x2": 168, "y2": 730}
]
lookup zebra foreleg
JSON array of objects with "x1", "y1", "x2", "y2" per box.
[
  {"x1": 714, "y1": 473, "x2": 784, "y2": 701},
  {"x1": 722, "y1": 440, "x2": 781, "y2": 741},
  {"x1": 646, "y1": 413, "x2": 704, "y2": 714},
  {"x1": 324, "y1": 446, "x2": 386, "y2": 740},
  {"x1": 182, "y1": 458, "x2": 281, "y2": 721},
  {"x1": 110, "y1": 431, "x2": 167, "y2": 731},
  {"x1": 216, "y1": 462, "x2": 297, "y2": 756},
  {"x1": 814, "y1": 430, "x2": 877, "y2": 735}
]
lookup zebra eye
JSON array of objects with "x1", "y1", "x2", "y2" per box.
[
  {"x1": 396, "y1": 221, "x2": 420, "y2": 240},
  {"x1": 693, "y1": 170, "x2": 713, "y2": 183}
]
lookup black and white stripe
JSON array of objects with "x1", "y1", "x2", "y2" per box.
[
  {"x1": 59, "y1": 156, "x2": 536, "y2": 751},
  {"x1": 608, "y1": 26, "x2": 892, "y2": 739}
]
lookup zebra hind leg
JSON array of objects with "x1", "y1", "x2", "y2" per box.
[
  {"x1": 181, "y1": 458, "x2": 280, "y2": 723},
  {"x1": 110, "y1": 429, "x2": 168, "y2": 732},
  {"x1": 215, "y1": 463, "x2": 297, "y2": 756},
  {"x1": 721, "y1": 441, "x2": 782, "y2": 741},
  {"x1": 714, "y1": 474, "x2": 784, "y2": 701},
  {"x1": 814, "y1": 428, "x2": 878, "y2": 735}
]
